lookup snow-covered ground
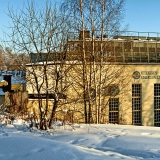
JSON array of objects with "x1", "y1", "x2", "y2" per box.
[{"x1": 0, "y1": 120, "x2": 160, "y2": 160}]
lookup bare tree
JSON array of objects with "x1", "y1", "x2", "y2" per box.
[
  {"x1": 61, "y1": 0, "x2": 130, "y2": 124},
  {"x1": 4, "y1": 0, "x2": 75, "y2": 129}
]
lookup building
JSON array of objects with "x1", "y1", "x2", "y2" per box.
[
  {"x1": 0, "y1": 70, "x2": 26, "y2": 93},
  {"x1": 26, "y1": 31, "x2": 160, "y2": 126}
]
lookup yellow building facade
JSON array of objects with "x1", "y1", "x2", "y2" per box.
[
  {"x1": 129, "y1": 64, "x2": 160, "y2": 126},
  {"x1": 26, "y1": 63, "x2": 160, "y2": 126}
]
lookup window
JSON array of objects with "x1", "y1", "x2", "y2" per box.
[
  {"x1": 154, "y1": 84, "x2": 160, "y2": 126},
  {"x1": 132, "y1": 84, "x2": 141, "y2": 125},
  {"x1": 109, "y1": 98, "x2": 119, "y2": 124}
]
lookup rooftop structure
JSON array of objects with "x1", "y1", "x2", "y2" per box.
[{"x1": 66, "y1": 31, "x2": 160, "y2": 63}]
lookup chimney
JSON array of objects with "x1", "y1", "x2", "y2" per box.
[{"x1": 79, "y1": 30, "x2": 90, "y2": 40}]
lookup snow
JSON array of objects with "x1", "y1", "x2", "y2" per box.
[{"x1": 0, "y1": 120, "x2": 160, "y2": 160}]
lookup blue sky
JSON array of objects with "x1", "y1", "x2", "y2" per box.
[
  {"x1": 0, "y1": 0, "x2": 58, "y2": 40},
  {"x1": 124, "y1": 0, "x2": 160, "y2": 32},
  {"x1": 0, "y1": 0, "x2": 160, "y2": 39}
]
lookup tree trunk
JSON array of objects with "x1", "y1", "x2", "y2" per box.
[{"x1": 49, "y1": 98, "x2": 58, "y2": 129}]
